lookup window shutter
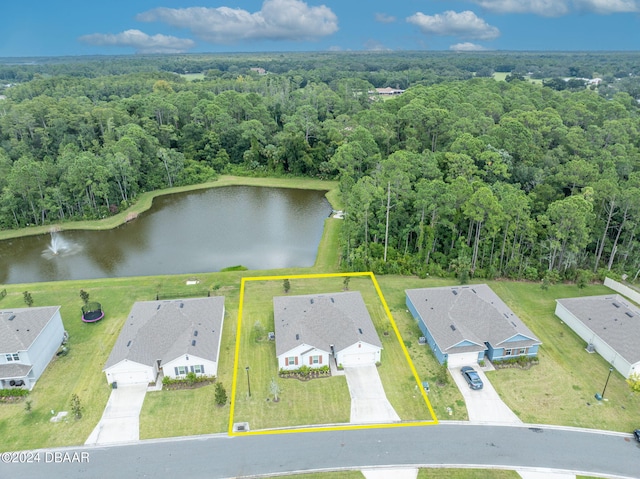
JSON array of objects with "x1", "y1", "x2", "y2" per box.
[
  {"x1": 174, "y1": 367, "x2": 178, "y2": 376},
  {"x1": 285, "y1": 357, "x2": 289, "y2": 366},
  {"x1": 201, "y1": 365, "x2": 205, "y2": 374},
  {"x1": 190, "y1": 366, "x2": 194, "y2": 372},
  {"x1": 295, "y1": 357, "x2": 298, "y2": 365},
  {"x1": 319, "y1": 355, "x2": 322, "y2": 364},
  {"x1": 309, "y1": 356, "x2": 313, "y2": 365}
]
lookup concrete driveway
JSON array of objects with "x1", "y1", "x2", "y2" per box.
[
  {"x1": 450, "y1": 365, "x2": 521, "y2": 424},
  {"x1": 344, "y1": 364, "x2": 400, "y2": 424},
  {"x1": 85, "y1": 383, "x2": 148, "y2": 445}
]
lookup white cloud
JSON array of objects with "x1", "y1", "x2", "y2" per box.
[
  {"x1": 79, "y1": 30, "x2": 195, "y2": 53},
  {"x1": 407, "y1": 11, "x2": 500, "y2": 40},
  {"x1": 470, "y1": 0, "x2": 570, "y2": 16},
  {"x1": 137, "y1": 0, "x2": 338, "y2": 44},
  {"x1": 470, "y1": 0, "x2": 639, "y2": 16},
  {"x1": 574, "y1": 0, "x2": 640, "y2": 13},
  {"x1": 450, "y1": 42, "x2": 487, "y2": 51},
  {"x1": 375, "y1": 13, "x2": 397, "y2": 23}
]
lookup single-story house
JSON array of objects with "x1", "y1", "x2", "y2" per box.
[
  {"x1": 555, "y1": 295, "x2": 640, "y2": 379},
  {"x1": 406, "y1": 285, "x2": 541, "y2": 367},
  {"x1": 274, "y1": 291, "x2": 382, "y2": 370},
  {"x1": 0, "y1": 306, "x2": 65, "y2": 390},
  {"x1": 103, "y1": 296, "x2": 225, "y2": 385}
]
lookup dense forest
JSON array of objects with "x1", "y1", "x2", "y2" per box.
[{"x1": 1, "y1": 52, "x2": 640, "y2": 281}]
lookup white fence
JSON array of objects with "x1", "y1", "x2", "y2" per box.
[{"x1": 604, "y1": 277, "x2": 640, "y2": 304}]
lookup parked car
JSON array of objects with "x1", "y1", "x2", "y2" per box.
[
  {"x1": 634, "y1": 429, "x2": 640, "y2": 442},
  {"x1": 461, "y1": 366, "x2": 483, "y2": 390}
]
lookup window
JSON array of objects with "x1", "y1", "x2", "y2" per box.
[
  {"x1": 311, "y1": 355, "x2": 322, "y2": 365},
  {"x1": 193, "y1": 365, "x2": 203, "y2": 374},
  {"x1": 504, "y1": 349, "x2": 513, "y2": 356},
  {"x1": 5, "y1": 353, "x2": 19, "y2": 362},
  {"x1": 286, "y1": 356, "x2": 297, "y2": 366},
  {"x1": 177, "y1": 366, "x2": 188, "y2": 375},
  {"x1": 518, "y1": 348, "x2": 527, "y2": 355}
]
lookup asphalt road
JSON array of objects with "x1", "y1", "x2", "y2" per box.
[{"x1": 1, "y1": 423, "x2": 638, "y2": 479}]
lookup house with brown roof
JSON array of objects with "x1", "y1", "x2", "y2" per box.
[
  {"x1": 103, "y1": 297, "x2": 225, "y2": 385},
  {"x1": 273, "y1": 292, "x2": 382, "y2": 370},
  {"x1": 406, "y1": 285, "x2": 541, "y2": 367},
  {"x1": 555, "y1": 295, "x2": 640, "y2": 378}
]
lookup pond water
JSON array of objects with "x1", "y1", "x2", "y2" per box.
[{"x1": 0, "y1": 186, "x2": 332, "y2": 284}]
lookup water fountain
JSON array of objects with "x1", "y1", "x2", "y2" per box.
[{"x1": 42, "y1": 227, "x2": 81, "y2": 259}]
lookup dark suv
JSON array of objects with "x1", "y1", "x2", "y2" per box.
[
  {"x1": 461, "y1": 366, "x2": 483, "y2": 390},
  {"x1": 634, "y1": 429, "x2": 640, "y2": 442}
]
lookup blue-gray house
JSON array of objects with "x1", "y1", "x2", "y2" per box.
[
  {"x1": 406, "y1": 285, "x2": 541, "y2": 367},
  {"x1": 0, "y1": 306, "x2": 65, "y2": 390}
]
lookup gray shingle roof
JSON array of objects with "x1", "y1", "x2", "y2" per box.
[
  {"x1": 104, "y1": 297, "x2": 225, "y2": 369},
  {"x1": 556, "y1": 295, "x2": 640, "y2": 364},
  {"x1": 0, "y1": 306, "x2": 61, "y2": 353},
  {"x1": 406, "y1": 284, "x2": 540, "y2": 353},
  {"x1": 273, "y1": 291, "x2": 382, "y2": 356},
  {"x1": 0, "y1": 363, "x2": 33, "y2": 378}
]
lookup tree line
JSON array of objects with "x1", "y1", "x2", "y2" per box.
[{"x1": 0, "y1": 53, "x2": 639, "y2": 281}]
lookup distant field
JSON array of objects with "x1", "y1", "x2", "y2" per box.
[{"x1": 491, "y1": 72, "x2": 543, "y2": 84}]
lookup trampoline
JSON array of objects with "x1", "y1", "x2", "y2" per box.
[{"x1": 82, "y1": 302, "x2": 104, "y2": 323}]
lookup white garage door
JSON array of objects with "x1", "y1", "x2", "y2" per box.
[
  {"x1": 340, "y1": 352, "x2": 377, "y2": 367},
  {"x1": 447, "y1": 351, "x2": 481, "y2": 368},
  {"x1": 109, "y1": 370, "x2": 151, "y2": 385}
]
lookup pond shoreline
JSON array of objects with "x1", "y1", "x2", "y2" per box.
[{"x1": 0, "y1": 175, "x2": 340, "y2": 241}]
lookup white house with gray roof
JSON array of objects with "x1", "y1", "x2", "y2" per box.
[
  {"x1": 555, "y1": 295, "x2": 640, "y2": 379},
  {"x1": 0, "y1": 306, "x2": 65, "y2": 390},
  {"x1": 274, "y1": 291, "x2": 382, "y2": 370},
  {"x1": 406, "y1": 285, "x2": 541, "y2": 367},
  {"x1": 103, "y1": 297, "x2": 225, "y2": 385}
]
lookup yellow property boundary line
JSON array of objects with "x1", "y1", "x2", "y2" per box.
[{"x1": 228, "y1": 272, "x2": 438, "y2": 436}]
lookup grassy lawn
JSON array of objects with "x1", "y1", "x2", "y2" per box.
[
  {"x1": 488, "y1": 280, "x2": 640, "y2": 432},
  {"x1": 2, "y1": 174, "x2": 639, "y2": 451},
  {"x1": 230, "y1": 274, "x2": 435, "y2": 430}
]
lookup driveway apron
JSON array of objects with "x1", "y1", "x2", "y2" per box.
[
  {"x1": 450, "y1": 366, "x2": 521, "y2": 424},
  {"x1": 344, "y1": 364, "x2": 400, "y2": 424},
  {"x1": 85, "y1": 383, "x2": 148, "y2": 445}
]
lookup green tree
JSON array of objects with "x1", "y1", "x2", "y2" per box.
[
  {"x1": 215, "y1": 382, "x2": 228, "y2": 406},
  {"x1": 71, "y1": 393, "x2": 83, "y2": 419},
  {"x1": 23, "y1": 291, "x2": 33, "y2": 307},
  {"x1": 283, "y1": 278, "x2": 290, "y2": 293}
]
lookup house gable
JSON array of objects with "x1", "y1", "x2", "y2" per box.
[
  {"x1": 274, "y1": 292, "x2": 382, "y2": 368},
  {"x1": 103, "y1": 297, "x2": 225, "y2": 382},
  {"x1": 406, "y1": 284, "x2": 541, "y2": 365}
]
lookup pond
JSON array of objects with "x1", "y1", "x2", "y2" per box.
[{"x1": 0, "y1": 186, "x2": 332, "y2": 284}]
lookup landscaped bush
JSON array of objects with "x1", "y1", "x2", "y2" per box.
[
  {"x1": 162, "y1": 374, "x2": 216, "y2": 389},
  {"x1": 493, "y1": 356, "x2": 539, "y2": 369},
  {"x1": 278, "y1": 365, "x2": 330, "y2": 380},
  {"x1": 0, "y1": 388, "x2": 29, "y2": 402}
]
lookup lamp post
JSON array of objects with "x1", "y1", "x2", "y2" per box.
[
  {"x1": 601, "y1": 366, "x2": 614, "y2": 399},
  {"x1": 246, "y1": 366, "x2": 251, "y2": 397}
]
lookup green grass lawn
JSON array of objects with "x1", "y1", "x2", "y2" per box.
[
  {"x1": 1, "y1": 176, "x2": 639, "y2": 450},
  {"x1": 230, "y1": 274, "x2": 435, "y2": 431}
]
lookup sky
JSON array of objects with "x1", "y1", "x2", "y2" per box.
[{"x1": 2, "y1": 0, "x2": 640, "y2": 57}]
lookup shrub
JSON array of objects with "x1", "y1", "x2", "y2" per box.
[
  {"x1": 214, "y1": 382, "x2": 227, "y2": 406},
  {"x1": 523, "y1": 266, "x2": 539, "y2": 281}
]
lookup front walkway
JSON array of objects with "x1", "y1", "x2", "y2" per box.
[{"x1": 85, "y1": 383, "x2": 148, "y2": 445}]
